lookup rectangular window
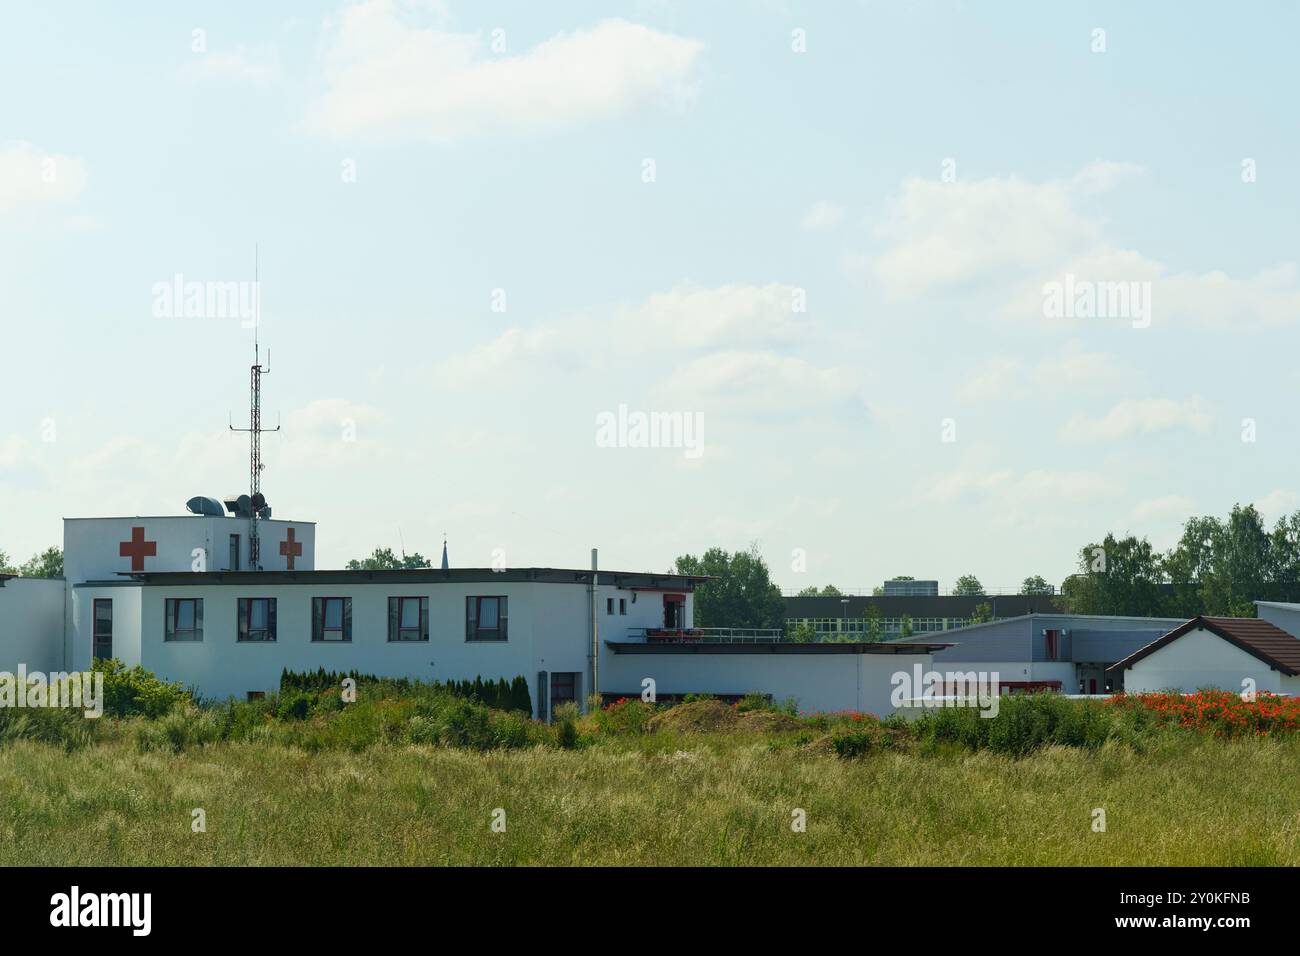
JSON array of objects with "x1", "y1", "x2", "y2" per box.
[
  {"x1": 388, "y1": 596, "x2": 429, "y2": 642},
  {"x1": 93, "y1": 599, "x2": 113, "y2": 660},
  {"x1": 1044, "y1": 629, "x2": 1059, "y2": 661},
  {"x1": 238, "y1": 598, "x2": 277, "y2": 642},
  {"x1": 229, "y1": 534, "x2": 240, "y2": 571},
  {"x1": 619, "y1": 598, "x2": 627, "y2": 615},
  {"x1": 466, "y1": 596, "x2": 508, "y2": 642},
  {"x1": 312, "y1": 597, "x2": 352, "y2": 642},
  {"x1": 606, "y1": 597, "x2": 614, "y2": 615},
  {"x1": 164, "y1": 598, "x2": 204, "y2": 642}
]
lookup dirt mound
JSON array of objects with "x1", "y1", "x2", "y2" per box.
[
  {"x1": 736, "y1": 710, "x2": 802, "y2": 734},
  {"x1": 646, "y1": 700, "x2": 804, "y2": 735},
  {"x1": 796, "y1": 734, "x2": 836, "y2": 757},
  {"x1": 647, "y1": 700, "x2": 739, "y2": 734}
]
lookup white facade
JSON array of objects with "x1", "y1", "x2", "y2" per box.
[
  {"x1": 1120, "y1": 626, "x2": 1300, "y2": 695},
  {"x1": 602, "y1": 647, "x2": 928, "y2": 716},
  {"x1": 0, "y1": 509, "x2": 972, "y2": 718},
  {"x1": 0, "y1": 577, "x2": 66, "y2": 672},
  {"x1": 64, "y1": 515, "x2": 316, "y2": 583}
]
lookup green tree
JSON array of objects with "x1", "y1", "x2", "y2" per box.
[
  {"x1": 863, "y1": 605, "x2": 883, "y2": 643},
  {"x1": 1058, "y1": 534, "x2": 1164, "y2": 617},
  {"x1": 1019, "y1": 575, "x2": 1053, "y2": 595},
  {"x1": 0, "y1": 550, "x2": 16, "y2": 575},
  {"x1": 796, "y1": 584, "x2": 841, "y2": 597},
  {"x1": 788, "y1": 622, "x2": 816, "y2": 643},
  {"x1": 952, "y1": 574, "x2": 985, "y2": 596},
  {"x1": 18, "y1": 546, "x2": 63, "y2": 578},
  {"x1": 673, "y1": 544, "x2": 785, "y2": 629},
  {"x1": 970, "y1": 601, "x2": 994, "y2": 624},
  {"x1": 346, "y1": 547, "x2": 433, "y2": 570},
  {"x1": 899, "y1": 613, "x2": 914, "y2": 638}
]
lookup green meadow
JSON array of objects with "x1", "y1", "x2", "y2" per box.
[{"x1": 1, "y1": 683, "x2": 1298, "y2": 866}]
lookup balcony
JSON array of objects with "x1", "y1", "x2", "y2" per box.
[{"x1": 627, "y1": 627, "x2": 785, "y2": 644}]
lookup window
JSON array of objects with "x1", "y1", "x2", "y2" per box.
[
  {"x1": 1044, "y1": 629, "x2": 1060, "y2": 661},
  {"x1": 93, "y1": 599, "x2": 113, "y2": 660},
  {"x1": 238, "y1": 598, "x2": 277, "y2": 642},
  {"x1": 312, "y1": 597, "x2": 352, "y2": 642},
  {"x1": 388, "y1": 596, "x2": 429, "y2": 642},
  {"x1": 606, "y1": 597, "x2": 614, "y2": 615},
  {"x1": 229, "y1": 534, "x2": 240, "y2": 571},
  {"x1": 164, "y1": 598, "x2": 203, "y2": 641},
  {"x1": 619, "y1": 598, "x2": 627, "y2": 615},
  {"x1": 466, "y1": 596, "x2": 508, "y2": 642}
]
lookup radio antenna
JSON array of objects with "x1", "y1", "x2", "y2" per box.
[{"x1": 229, "y1": 244, "x2": 281, "y2": 568}]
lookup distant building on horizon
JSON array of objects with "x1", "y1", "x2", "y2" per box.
[{"x1": 882, "y1": 579, "x2": 939, "y2": 597}]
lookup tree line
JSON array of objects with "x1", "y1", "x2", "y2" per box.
[{"x1": 0, "y1": 547, "x2": 62, "y2": 578}]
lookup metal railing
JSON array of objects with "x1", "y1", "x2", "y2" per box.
[{"x1": 624, "y1": 627, "x2": 785, "y2": 644}]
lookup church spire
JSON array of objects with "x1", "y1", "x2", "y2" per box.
[{"x1": 441, "y1": 534, "x2": 449, "y2": 570}]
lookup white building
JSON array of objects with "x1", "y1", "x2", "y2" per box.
[
  {"x1": 1108, "y1": 615, "x2": 1300, "y2": 696},
  {"x1": 1, "y1": 507, "x2": 947, "y2": 718}
]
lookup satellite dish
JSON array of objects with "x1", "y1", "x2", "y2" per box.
[{"x1": 251, "y1": 492, "x2": 266, "y2": 511}]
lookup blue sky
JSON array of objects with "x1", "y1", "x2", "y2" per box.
[{"x1": 2, "y1": 0, "x2": 1298, "y2": 592}]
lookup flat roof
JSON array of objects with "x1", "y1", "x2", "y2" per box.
[
  {"x1": 889, "y1": 612, "x2": 1187, "y2": 643},
  {"x1": 65, "y1": 516, "x2": 315, "y2": 523},
  {"x1": 125, "y1": 567, "x2": 707, "y2": 588},
  {"x1": 605, "y1": 641, "x2": 952, "y2": 655}
]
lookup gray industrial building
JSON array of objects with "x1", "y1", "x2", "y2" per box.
[
  {"x1": 784, "y1": 592, "x2": 1060, "y2": 641},
  {"x1": 895, "y1": 613, "x2": 1187, "y2": 694}
]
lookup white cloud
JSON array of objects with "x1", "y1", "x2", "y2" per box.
[
  {"x1": 955, "y1": 356, "x2": 1023, "y2": 404},
  {"x1": 801, "y1": 200, "x2": 844, "y2": 231},
  {"x1": 1032, "y1": 344, "x2": 1125, "y2": 390},
  {"x1": 921, "y1": 466, "x2": 1117, "y2": 506},
  {"x1": 1256, "y1": 489, "x2": 1300, "y2": 523},
  {"x1": 0, "y1": 142, "x2": 88, "y2": 213},
  {"x1": 870, "y1": 161, "x2": 1138, "y2": 299},
  {"x1": 433, "y1": 282, "x2": 814, "y2": 390},
  {"x1": 618, "y1": 283, "x2": 805, "y2": 350},
  {"x1": 656, "y1": 350, "x2": 862, "y2": 413},
  {"x1": 304, "y1": 2, "x2": 704, "y2": 142},
  {"x1": 182, "y1": 49, "x2": 282, "y2": 87},
  {"x1": 1059, "y1": 397, "x2": 1213, "y2": 442},
  {"x1": 1132, "y1": 494, "x2": 1196, "y2": 523}
]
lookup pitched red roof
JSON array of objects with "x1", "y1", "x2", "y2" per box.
[{"x1": 1107, "y1": 616, "x2": 1300, "y2": 676}]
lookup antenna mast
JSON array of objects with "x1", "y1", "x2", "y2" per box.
[{"x1": 229, "y1": 245, "x2": 280, "y2": 568}]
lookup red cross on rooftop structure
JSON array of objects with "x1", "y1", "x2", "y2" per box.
[
  {"x1": 280, "y1": 527, "x2": 303, "y2": 570},
  {"x1": 119, "y1": 526, "x2": 157, "y2": 571}
]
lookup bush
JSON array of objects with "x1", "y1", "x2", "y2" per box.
[
  {"x1": 912, "y1": 692, "x2": 1117, "y2": 757},
  {"x1": 95, "y1": 658, "x2": 189, "y2": 718},
  {"x1": 735, "y1": 693, "x2": 771, "y2": 714},
  {"x1": 275, "y1": 690, "x2": 312, "y2": 722},
  {"x1": 593, "y1": 697, "x2": 656, "y2": 735}
]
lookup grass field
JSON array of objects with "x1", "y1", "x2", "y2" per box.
[{"x1": 3, "y1": 729, "x2": 1299, "y2": 866}]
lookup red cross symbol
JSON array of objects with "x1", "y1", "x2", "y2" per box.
[
  {"x1": 280, "y1": 527, "x2": 303, "y2": 569},
  {"x1": 119, "y1": 526, "x2": 157, "y2": 571}
]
